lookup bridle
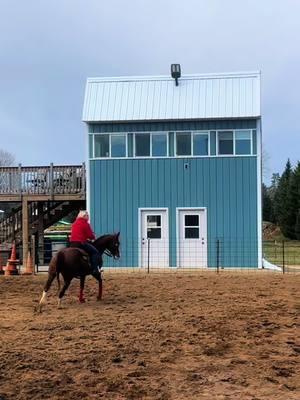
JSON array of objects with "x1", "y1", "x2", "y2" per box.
[
  {"x1": 104, "y1": 249, "x2": 113, "y2": 257},
  {"x1": 95, "y1": 235, "x2": 120, "y2": 259}
]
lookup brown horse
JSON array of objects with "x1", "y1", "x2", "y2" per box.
[{"x1": 38, "y1": 233, "x2": 120, "y2": 311}]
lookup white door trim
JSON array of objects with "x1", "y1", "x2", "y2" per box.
[
  {"x1": 176, "y1": 207, "x2": 208, "y2": 268},
  {"x1": 138, "y1": 207, "x2": 169, "y2": 267}
]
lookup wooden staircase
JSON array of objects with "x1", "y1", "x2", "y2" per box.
[{"x1": 0, "y1": 200, "x2": 84, "y2": 245}]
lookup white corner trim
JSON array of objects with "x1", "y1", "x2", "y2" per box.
[{"x1": 257, "y1": 119, "x2": 263, "y2": 268}]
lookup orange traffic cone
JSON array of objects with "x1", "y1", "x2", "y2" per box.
[
  {"x1": 23, "y1": 251, "x2": 34, "y2": 275},
  {"x1": 4, "y1": 242, "x2": 19, "y2": 276}
]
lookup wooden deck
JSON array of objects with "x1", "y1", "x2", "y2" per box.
[
  {"x1": 0, "y1": 164, "x2": 86, "y2": 269},
  {"x1": 0, "y1": 163, "x2": 86, "y2": 200}
]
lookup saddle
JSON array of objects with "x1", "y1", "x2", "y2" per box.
[
  {"x1": 69, "y1": 242, "x2": 102, "y2": 276},
  {"x1": 79, "y1": 248, "x2": 92, "y2": 263},
  {"x1": 70, "y1": 247, "x2": 93, "y2": 273}
]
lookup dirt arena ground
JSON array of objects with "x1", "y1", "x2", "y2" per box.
[{"x1": 0, "y1": 272, "x2": 299, "y2": 400}]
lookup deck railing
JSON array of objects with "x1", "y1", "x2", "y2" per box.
[{"x1": 0, "y1": 163, "x2": 86, "y2": 196}]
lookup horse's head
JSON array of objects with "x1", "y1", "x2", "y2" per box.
[
  {"x1": 105, "y1": 232, "x2": 121, "y2": 259},
  {"x1": 94, "y1": 232, "x2": 121, "y2": 259}
]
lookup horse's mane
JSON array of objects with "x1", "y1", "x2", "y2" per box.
[{"x1": 93, "y1": 233, "x2": 116, "y2": 247}]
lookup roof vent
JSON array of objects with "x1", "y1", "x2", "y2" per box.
[{"x1": 171, "y1": 64, "x2": 181, "y2": 86}]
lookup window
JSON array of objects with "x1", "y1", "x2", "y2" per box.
[
  {"x1": 176, "y1": 132, "x2": 191, "y2": 156},
  {"x1": 147, "y1": 215, "x2": 161, "y2": 239},
  {"x1": 135, "y1": 133, "x2": 150, "y2": 156},
  {"x1": 94, "y1": 134, "x2": 127, "y2": 158},
  {"x1": 193, "y1": 133, "x2": 209, "y2": 156},
  {"x1": 235, "y1": 130, "x2": 251, "y2": 155},
  {"x1": 184, "y1": 214, "x2": 199, "y2": 239},
  {"x1": 111, "y1": 135, "x2": 126, "y2": 157},
  {"x1": 94, "y1": 135, "x2": 109, "y2": 158},
  {"x1": 218, "y1": 131, "x2": 233, "y2": 155},
  {"x1": 152, "y1": 134, "x2": 167, "y2": 157},
  {"x1": 134, "y1": 133, "x2": 167, "y2": 157}
]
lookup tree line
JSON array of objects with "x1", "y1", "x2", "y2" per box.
[{"x1": 263, "y1": 160, "x2": 300, "y2": 240}]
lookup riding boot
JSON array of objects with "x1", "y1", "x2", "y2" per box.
[{"x1": 90, "y1": 253, "x2": 101, "y2": 274}]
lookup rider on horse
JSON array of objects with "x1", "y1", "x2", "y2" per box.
[{"x1": 69, "y1": 210, "x2": 100, "y2": 274}]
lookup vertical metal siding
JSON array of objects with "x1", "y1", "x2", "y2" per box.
[{"x1": 90, "y1": 156, "x2": 258, "y2": 268}]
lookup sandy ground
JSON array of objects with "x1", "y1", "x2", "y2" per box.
[{"x1": 0, "y1": 272, "x2": 299, "y2": 400}]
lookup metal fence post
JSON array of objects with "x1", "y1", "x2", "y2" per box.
[
  {"x1": 216, "y1": 239, "x2": 220, "y2": 273},
  {"x1": 147, "y1": 238, "x2": 150, "y2": 274},
  {"x1": 282, "y1": 240, "x2": 285, "y2": 274}
]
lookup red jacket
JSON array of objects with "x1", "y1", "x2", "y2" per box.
[{"x1": 70, "y1": 217, "x2": 96, "y2": 243}]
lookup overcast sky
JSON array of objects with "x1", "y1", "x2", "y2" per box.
[{"x1": 0, "y1": 0, "x2": 299, "y2": 182}]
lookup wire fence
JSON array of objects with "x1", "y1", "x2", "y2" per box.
[{"x1": 1, "y1": 238, "x2": 300, "y2": 275}]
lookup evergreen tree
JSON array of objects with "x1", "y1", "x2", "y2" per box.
[
  {"x1": 262, "y1": 183, "x2": 273, "y2": 222},
  {"x1": 267, "y1": 173, "x2": 280, "y2": 223},
  {"x1": 289, "y1": 161, "x2": 300, "y2": 238},
  {"x1": 274, "y1": 159, "x2": 293, "y2": 238}
]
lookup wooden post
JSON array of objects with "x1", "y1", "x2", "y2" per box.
[
  {"x1": 22, "y1": 198, "x2": 29, "y2": 271},
  {"x1": 18, "y1": 163, "x2": 22, "y2": 199},
  {"x1": 81, "y1": 162, "x2": 86, "y2": 195},
  {"x1": 37, "y1": 202, "x2": 44, "y2": 266},
  {"x1": 11, "y1": 212, "x2": 16, "y2": 242},
  {"x1": 50, "y1": 163, "x2": 54, "y2": 200},
  {"x1": 31, "y1": 235, "x2": 36, "y2": 274}
]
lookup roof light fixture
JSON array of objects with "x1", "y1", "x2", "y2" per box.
[{"x1": 171, "y1": 64, "x2": 181, "y2": 86}]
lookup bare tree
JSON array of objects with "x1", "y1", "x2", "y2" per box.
[
  {"x1": 262, "y1": 145, "x2": 270, "y2": 180},
  {"x1": 0, "y1": 149, "x2": 16, "y2": 166}
]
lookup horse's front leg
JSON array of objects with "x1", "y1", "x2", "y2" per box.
[
  {"x1": 98, "y1": 275, "x2": 103, "y2": 301},
  {"x1": 79, "y1": 275, "x2": 86, "y2": 303},
  {"x1": 92, "y1": 270, "x2": 103, "y2": 301}
]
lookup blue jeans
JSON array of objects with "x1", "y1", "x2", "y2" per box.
[{"x1": 70, "y1": 242, "x2": 100, "y2": 273}]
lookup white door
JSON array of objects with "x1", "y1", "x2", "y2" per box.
[
  {"x1": 178, "y1": 208, "x2": 207, "y2": 267},
  {"x1": 140, "y1": 209, "x2": 169, "y2": 268}
]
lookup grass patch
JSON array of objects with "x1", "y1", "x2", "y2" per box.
[{"x1": 263, "y1": 240, "x2": 300, "y2": 266}]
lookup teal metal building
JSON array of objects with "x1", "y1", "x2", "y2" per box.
[{"x1": 83, "y1": 69, "x2": 262, "y2": 269}]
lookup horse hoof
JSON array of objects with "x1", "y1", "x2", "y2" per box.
[{"x1": 34, "y1": 305, "x2": 42, "y2": 314}]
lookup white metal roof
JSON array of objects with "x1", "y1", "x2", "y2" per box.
[{"x1": 82, "y1": 71, "x2": 260, "y2": 122}]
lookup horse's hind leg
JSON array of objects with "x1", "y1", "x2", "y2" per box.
[
  {"x1": 57, "y1": 278, "x2": 72, "y2": 308},
  {"x1": 79, "y1": 276, "x2": 86, "y2": 303},
  {"x1": 37, "y1": 271, "x2": 56, "y2": 312}
]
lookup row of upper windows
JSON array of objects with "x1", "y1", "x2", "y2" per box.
[{"x1": 89, "y1": 130, "x2": 256, "y2": 159}]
